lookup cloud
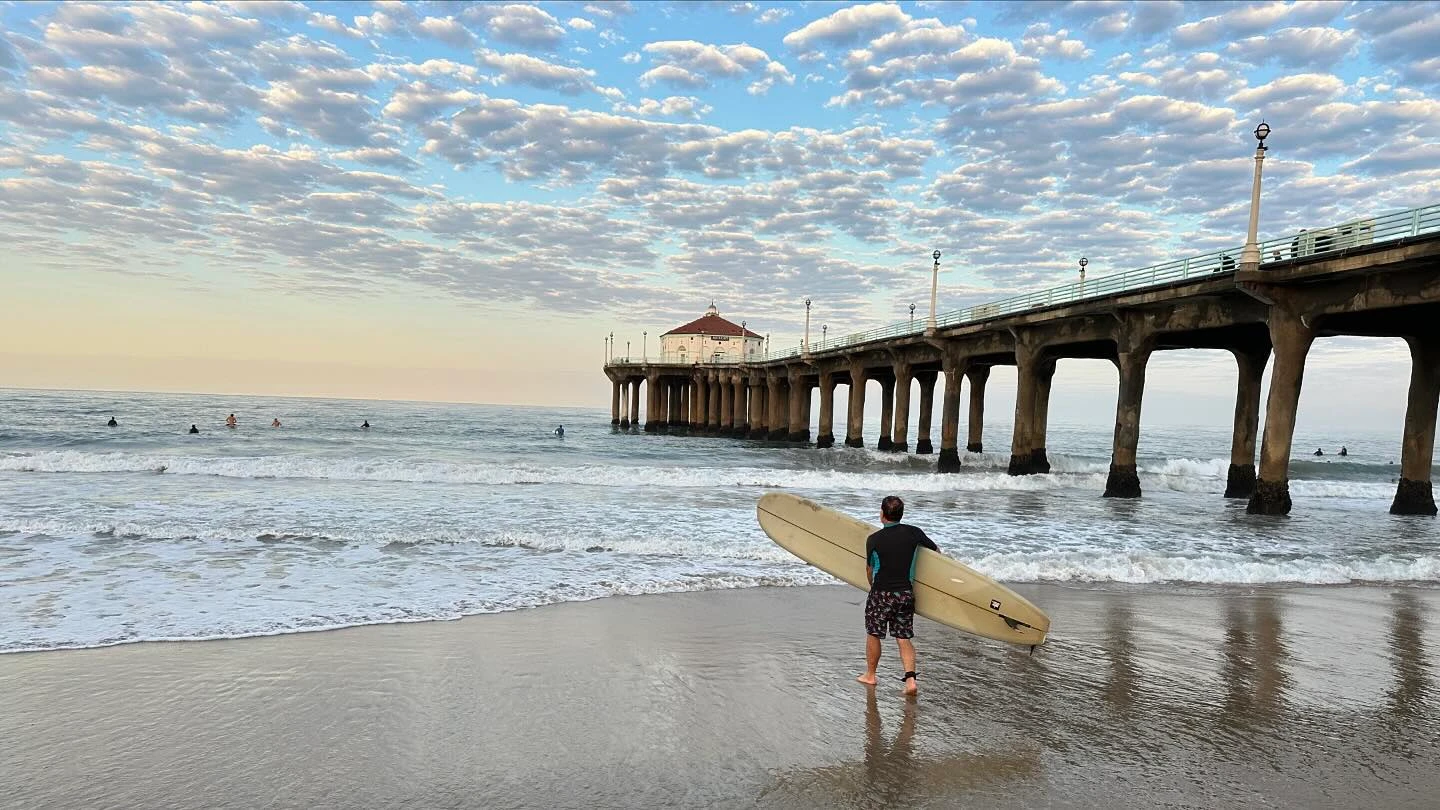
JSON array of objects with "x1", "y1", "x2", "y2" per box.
[
  {"x1": 1174, "y1": 1, "x2": 1344, "y2": 48},
  {"x1": 611, "y1": 95, "x2": 713, "y2": 120},
  {"x1": 474, "y1": 49, "x2": 618, "y2": 97},
  {"x1": 1226, "y1": 26, "x2": 1358, "y2": 69},
  {"x1": 782, "y1": 2, "x2": 911, "y2": 52},
  {"x1": 567, "y1": 17, "x2": 596, "y2": 32},
  {"x1": 463, "y1": 4, "x2": 566, "y2": 50},
  {"x1": 638, "y1": 40, "x2": 793, "y2": 94}
]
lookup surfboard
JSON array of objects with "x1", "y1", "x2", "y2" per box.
[{"x1": 756, "y1": 492, "x2": 1050, "y2": 647}]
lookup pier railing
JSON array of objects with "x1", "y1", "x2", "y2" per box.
[{"x1": 607, "y1": 202, "x2": 1440, "y2": 367}]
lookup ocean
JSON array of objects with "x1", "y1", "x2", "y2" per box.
[{"x1": 2, "y1": 388, "x2": 1436, "y2": 654}]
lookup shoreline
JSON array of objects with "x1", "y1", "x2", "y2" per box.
[{"x1": 3, "y1": 583, "x2": 1436, "y2": 809}]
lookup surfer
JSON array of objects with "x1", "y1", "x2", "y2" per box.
[
  {"x1": 554, "y1": 425, "x2": 565, "y2": 437},
  {"x1": 226, "y1": 414, "x2": 237, "y2": 428},
  {"x1": 272, "y1": 418, "x2": 282, "y2": 428},
  {"x1": 858, "y1": 495, "x2": 938, "y2": 696},
  {"x1": 1314, "y1": 448, "x2": 1324, "y2": 456},
  {"x1": 107, "y1": 417, "x2": 118, "y2": 427},
  {"x1": 1339, "y1": 446, "x2": 1348, "y2": 457},
  {"x1": 189, "y1": 424, "x2": 200, "y2": 434},
  {"x1": 361, "y1": 420, "x2": 370, "y2": 429}
]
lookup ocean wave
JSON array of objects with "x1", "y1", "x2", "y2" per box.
[{"x1": 972, "y1": 550, "x2": 1440, "y2": 585}]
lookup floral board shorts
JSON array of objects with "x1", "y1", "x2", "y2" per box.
[{"x1": 864, "y1": 589, "x2": 916, "y2": 639}]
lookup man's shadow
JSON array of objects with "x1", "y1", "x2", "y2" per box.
[{"x1": 758, "y1": 688, "x2": 1042, "y2": 807}]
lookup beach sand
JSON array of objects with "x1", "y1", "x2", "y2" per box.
[{"x1": 2, "y1": 583, "x2": 1436, "y2": 809}]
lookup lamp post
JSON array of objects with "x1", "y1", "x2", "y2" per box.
[
  {"x1": 822, "y1": 324, "x2": 827, "y2": 348},
  {"x1": 642, "y1": 331, "x2": 647, "y2": 362},
  {"x1": 1240, "y1": 121, "x2": 1271, "y2": 269},
  {"x1": 803, "y1": 297, "x2": 812, "y2": 355},
  {"x1": 765, "y1": 333, "x2": 770, "y2": 356},
  {"x1": 700, "y1": 329, "x2": 706, "y2": 363},
  {"x1": 909, "y1": 302, "x2": 915, "y2": 327},
  {"x1": 608, "y1": 331, "x2": 614, "y2": 362},
  {"x1": 1078, "y1": 257, "x2": 1087, "y2": 298},
  {"x1": 927, "y1": 250, "x2": 940, "y2": 334},
  {"x1": 626, "y1": 340, "x2": 630, "y2": 362},
  {"x1": 604, "y1": 335, "x2": 608, "y2": 364},
  {"x1": 741, "y1": 320, "x2": 748, "y2": 360}
]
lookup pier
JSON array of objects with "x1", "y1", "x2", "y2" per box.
[{"x1": 604, "y1": 202, "x2": 1440, "y2": 516}]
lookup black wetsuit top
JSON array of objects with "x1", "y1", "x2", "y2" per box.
[{"x1": 864, "y1": 524, "x2": 938, "y2": 592}]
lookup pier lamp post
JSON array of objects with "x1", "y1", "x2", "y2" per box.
[
  {"x1": 765, "y1": 333, "x2": 770, "y2": 356},
  {"x1": 803, "y1": 297, "x2": 812, "y2": 355},
  {"x1": 927, "y1": 250, "x2": 940, "y2": 334},
  {"x1": 1240, "y1": 121, "x2": 1271, "y2": 270},
  {"x1": 604, "y1": 335, "x2": 608, "y2": 364},
  {"x1": 909, "y1": 302, "x2": 916, "y2": 327},
  {"x1": 643, "y1": 331, "x2": 647, "y2": 362},
  {"x1": 1079, "y1": 257, "x2": 1088, "y2": 298},
  {"x1": 608, "y1": 331, "x2": 614, "y2": 362},
  {"x1": 700, "y1": 328, "x2": 706, "y2": 363},
  {"x1": 626, "y1": 340, "x2": 630, "y2": 362},
  {"x1": 822, "y1": 324, "x2": 827, "y2": 348}
]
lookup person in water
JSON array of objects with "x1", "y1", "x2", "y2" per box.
[
  {"x1": 1314, "y1": 448, "x2": 1324, "y2": 456},
  {"x1": 272, "y1": 418, "x2": 282, "y2": 428},
  {"x1": 107, "y1": 417, "x2": 118, "y2": 427},
  {"x1": 361, "y1": 420, "x2": 370, "y2": 429},
  {"x1": 555, "y1": 425, "x2": 565, "y2": 437},
  {"x1": 226, "y1": 414, "x2": 237, "y2": 428},
  {"x1": 1339, "y1": 446, "x2": 1348, "y2": 457},
  {"x1": 858, "y1": 495, "x2": 938, "y2": 696},
  {"x1": 189, "y1": 425, "x2": 200, "y2": 434}
]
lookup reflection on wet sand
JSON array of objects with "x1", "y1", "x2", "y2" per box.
[
  {"x1": 1387, "y1": 591, "x2": 1429, "y2": 720},
  {"x1": 1219, "y1": 594, "x2": 1290, "y2": 729},
  {"x1": 761, "y1": 687, "x2": 1042, "y2": 807}
]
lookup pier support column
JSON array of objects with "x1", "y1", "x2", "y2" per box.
[
  {"x1": 629, "y1": 379, "x2": 641, "y2": 430},
  {"x1": 733, "y1": 377, "x2": 748, "y2": 437},
  {"x1": 844, "y1": 363, "x2": 867, "y2": 448},
  {"x1": 720, "y1": 375, "x2": 734, "y2": 435},
  {"x1": 892, "y1": 363, "x2": 912, "y2": 452},
  {"x1": 1104, "y1": 344, "x2": 1152, "y2": 498},
  {"x1": 1248, "y1": 307, "x2": 1316, "y2": 515},
  {"x1": 1391, "y1": 335, "x2": 1440, "y2": 515},
  {"x1": 691, "y1": 379, "x2": 703, "y2": 430},
  {"x1": 817, "y1": 374, "x2": 836, "y2": 448},
  {"x1": 680, "y1": 383, "x2": 690, "y2": 432},
  {"x1": 611, "y1": 380, "x2": 621, "y2": 426},
  {"x1": 1009, "y1": 340, "x2": 1042, "y2": 476},
  {"x1": 877, "y1": 378, "x2": 896, "y2": 451},
  {"x1": 938, "y1": 355, "x2": 967, "y2": 473},
  {"x1": 1224, "y1": 345, "x2": 1269, "y2": 498},
  {"x1": 1031, "y1": 360, "x2": 1056, "y2": 474},
  {"x1": 767, "y1": 376, "x2": 787, "y2": 440},
  {"x1": 748, "y1": 380, "x2": 766, "y2": 439},
  {"x1": 787, "y1": 373, "x2": 809, "y2": 443},
  {"x1": 915, "y1": 372, "x2": 936, "y2": 454},
  {"x1": 965, "y1": 366, "x2": 990, "y2": 453},
  {"x1": 644, "y1": 374, "x2": 660, "y2": 433},
  {"x1": 619, "y1": 381, "x2": 630, "y2": 429}
]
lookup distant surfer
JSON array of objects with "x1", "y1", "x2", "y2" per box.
[
  {"x1": 272, "y1": 418, "x2": 282, "y2": 428},
  {"x1": 226, "y1": 414, "x2": 237, "y2": 428},
  {"x1": 361, "y1": 420, "x2": 370, "y2": 429},
  {"x1": 1339, "y1": 446, "x2": 1348, "y2": 457},
  {"x1": 189, "y1": 424, "x2": 200, "y2": 434},
  {"x1": 1314, "y1": 448, "x2": 1324, "y2": 456},
  {"x1": 554, "y1": 425, "x2": 565, "y2": 437},
  {"x1": 858, "y1": 495, "x2": 938, "y2": 696},
  {"x1": 107, "y1": 417, "x2": 118, "y2": 427}
]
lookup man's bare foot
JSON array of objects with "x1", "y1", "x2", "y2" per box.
[
  {"x1": 856, "y1": 673, "x2": 878, "y2": 685},
  {"x1": 902, "y1": 676, "x2": 917, "y2": 696}
]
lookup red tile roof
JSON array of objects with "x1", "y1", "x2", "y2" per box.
[{"x1": 664, "y1": 311, "x2": 761, "y2": 338}]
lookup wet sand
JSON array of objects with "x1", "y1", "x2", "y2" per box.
[{"x1": 2, "y1": 584, "x2": 1436, "y2": 809}]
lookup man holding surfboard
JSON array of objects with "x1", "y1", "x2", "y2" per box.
[{"x1": 858, "y1": 496, "x2": 937, "y2": 696}]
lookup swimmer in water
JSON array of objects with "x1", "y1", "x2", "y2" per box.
[
  {"x1": 189, "y1": 425, "x2": 200, "y2": 434},
  {"x1": 226, "y1": 414, "x2": 237, "y2": 428},
  {"x1": 361, "y1": 420, "x2": 370, "y2": 429},
  {"x1": 107, "y1": 417, "x2": 118, "y2": 427},
  {"x1": 555, "y1": 425, "x2": 565, "y2": 437},
  {"x1": 1314, "y1": 448, "x2": 1324, "y2": 456},
  {"x1": 272, "y1": 418, "x2": 282, "y2": 428},
  {"x1": 1338, "y1": 446, "x2": 1348, "y2": 457}
]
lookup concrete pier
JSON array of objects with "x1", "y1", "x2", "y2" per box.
[
  {"x1": 1392, "y1": 335, "x2": 1439, "y2": 515},
  {"x1": 938, "y1": 356, "x2": 965, "y2": 473},
  {"x1": 965, "y1": 366, "x2": 989, "y2": 453},
  {"x1": 844, "y1": 364, "x2": 866, "y2": 448},
  {"x1": 1224, "y1": 345, "x2": 1269, "y2": 498},
  {"x1": 816, "y1": 375, "x2": 836, "y2": 448},
  {"x1": 892, "y1": 362, "x2": 913, "y2": 452},
  {"x1": 1248, "y1": 307, "x2": 1315, "y2": 515},
  {"x1": 914, "y1": 371, "x2": 936, "y2": 454},
  {"x1": 876, "y1": 377, "x2": 895, "y2": 451},
  {"x1": 604, "y1": 222, "x2": 1440, "y2": 515}
]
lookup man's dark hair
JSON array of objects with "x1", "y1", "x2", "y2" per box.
[{"x1": 881, "y1": 495, "x2": 904, "y2": 523}]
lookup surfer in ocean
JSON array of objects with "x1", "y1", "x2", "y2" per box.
[{"x1": 858, "y1": 495, "x2": 938, "y2": 696}]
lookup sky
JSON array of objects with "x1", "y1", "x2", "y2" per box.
[{"x1": 1, "y1": 1, "x2": 1437, "y2": 428}]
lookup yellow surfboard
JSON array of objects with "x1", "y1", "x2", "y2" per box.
[{"x1": 756, "y1": 492, "x2": 1049, "y2": 647}]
